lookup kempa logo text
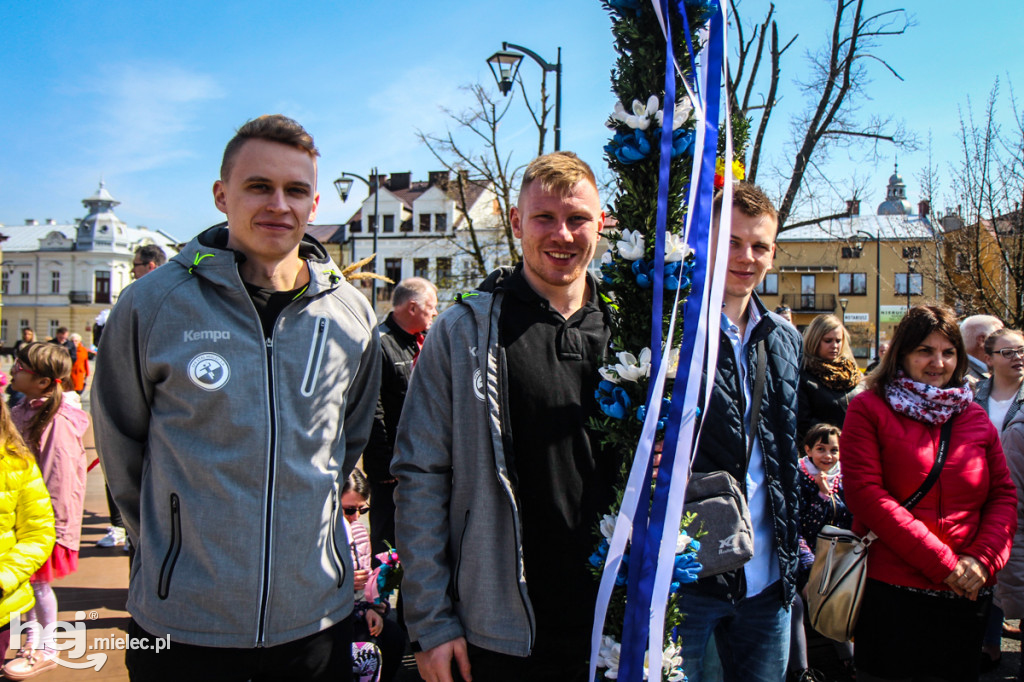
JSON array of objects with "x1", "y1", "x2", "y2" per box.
[
  {"x1": 10, "y1": 611, "x2": 171, "y2": 671},
  {"x1": 184, "y1": 330, "x2": 231, "y2": 342}
]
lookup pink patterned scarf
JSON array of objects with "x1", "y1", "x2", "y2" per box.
[{"x1": 884, "y1": 371, "x2": 973, "y2": 425}]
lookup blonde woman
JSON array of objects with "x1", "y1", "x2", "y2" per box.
[{"x1": 798, "y1": 314, "x2": 865, "y2": 439}]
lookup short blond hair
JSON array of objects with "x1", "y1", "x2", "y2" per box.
[{"x1": 519, "y1": 151, "x2": 598, "y2": 202}]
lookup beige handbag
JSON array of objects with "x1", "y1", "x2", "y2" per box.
[
  {"x1": 806, "y1": 526, "x2": 875, "y2": 641},
  {"x1": 807, "y1": 415, "x2": 954, "y2": 642}
]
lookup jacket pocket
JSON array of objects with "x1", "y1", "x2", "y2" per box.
[
  {"x1": 452, "y1": 509, "x2": 470, "y2": 602},
  {"x1": 328, "y1": 486, "x2": 347, "y2": 588},
  {"x1": 157, "y1": 493, "x2": 182, "y2": 600},
  {"x1": 301, "y1": 315, "x2": 331, "y2": 397}
]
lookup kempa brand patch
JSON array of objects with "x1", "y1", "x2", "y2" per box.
[
  {"x1": 184, "y1": 330, "x2": 232, "y2": 342},
  {"x1": 188, "y1": 353, "x2": 231, "y2": 391}
]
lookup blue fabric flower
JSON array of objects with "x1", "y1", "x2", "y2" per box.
[
  {"x1": 632, "y1": 259, "x2": 653, "y2": 288},
  {"x1": 636, "y1": 397, "x2": 672, "y2": 431},
  {"x1": 616, "y1": 553, "x2": 630, "y2": 586},
  {"x1": 605, "y1": 129, "x2": 652, "y2": 164},
  {"x1": 609, "y1": 0, "x2": 642, "y2": 15},
  {"x1": 596, "y1": 381, "x2": 631, "y2": 419},
  {"x1": 671, "y1": 128, "x2": 696, "y2": 159},
  {"x1": 664, "y1": 261, "x2": 682, "y2": 290},
  {"x1": 673, "y1": 553, "x2": 702, "y2": 586},
  {"x1": 601, "y1": 259, "x2": 617, "y2": 286}
]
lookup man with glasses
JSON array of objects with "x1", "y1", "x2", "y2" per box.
[{"x1": 131, "y1": 244, "x2": 167, "y2": 279}]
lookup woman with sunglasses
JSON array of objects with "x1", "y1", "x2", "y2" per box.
[
  {"x1": 977, "y1": 327, "x2": 1024, "y2": 675},
  {"x1": 344, "y1": 468, "x2": 405, "y2": 682}
]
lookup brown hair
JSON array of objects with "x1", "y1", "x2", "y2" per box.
[
  {"x1": 803, "y1": 423, "x2": 842, "y2": 451},
  {"x1": 984, "y1": 327, "x2": 1024, "y2": 355},
  {"x1": 519, "y1": 151, "x2": 598, "y2": 201},
  {"x1": 220, "y1": 115, "x2": 319, "y2": 181},
  {"x1": 713, "y1": 182, "x2": 779, "y2": 226},
  {"x1": 16, "y1": 342, "x2": 72, "y2": 451},
  {"x1": 866, "y1": 305, "x2": 968, "y2": 396},
  {"x1": 802, "y1": 314, "x2": 855, "y2": 368}
]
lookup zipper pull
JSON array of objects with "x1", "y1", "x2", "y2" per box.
[{"x1": 266, "y1": 337, "x2": 273, "y2": 349}]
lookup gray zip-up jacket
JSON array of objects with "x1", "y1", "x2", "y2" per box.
[
  {"x1": 91, "y1": 225, "x2": 381, "y2": 648},
  {"x1": 393, "y1": 275, "x2": 538, "y2": 657}
]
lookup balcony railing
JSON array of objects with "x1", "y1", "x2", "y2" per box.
[
  {"x1": 781, "y1": 293, "x2": 837, "y2": 313},
  {"x1": 69, "y1": 291, "x2": 91, "y2": 304}
]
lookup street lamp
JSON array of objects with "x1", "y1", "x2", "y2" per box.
[
  {"x1": 334, "y1": 167, "x2": 380, "y2": 312},
  {"x1": 487, "y1": 41, "x2": 562, "y2": 151},
  {"x1": 850, "y1": 229, "x2": 881, "y2": 356},
  {"x1": 838, "y1": 297, "x2": 849, "y2": 319}
]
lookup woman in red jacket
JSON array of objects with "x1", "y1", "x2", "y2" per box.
[{"x1": 842, "y1": 305, "x2": 1017, "y2": 682}]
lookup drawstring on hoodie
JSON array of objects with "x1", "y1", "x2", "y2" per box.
[{"x1": 188, "y1": 253, "x2": 214, "y2": 275}]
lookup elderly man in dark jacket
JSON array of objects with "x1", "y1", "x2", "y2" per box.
[
  {"x1": 678, "y1": 183, "x2": 802, "y2": 682},
  {"x1": 364, "y1": 277, "x2": 437, "y2": 555}
]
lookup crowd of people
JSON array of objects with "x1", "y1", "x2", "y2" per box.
[{"x1": 0, "y1": 111, "x2": 1018, "y2": 682}]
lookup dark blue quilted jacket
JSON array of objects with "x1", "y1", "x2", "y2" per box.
[{"x1": 687, "y1": 295, "x2": 803, "y2": 605}]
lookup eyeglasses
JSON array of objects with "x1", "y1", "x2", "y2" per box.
[
  {"x1": 132, "y1": 261, "x2": 146, "y2": 268},
  {"x1": 12, "y1": 360, "x2": 36, "y2": 376},
  {"x1": 997, "y1": 347, "x2": 1024, "y2": 359},
  {"x1": 342, "y1": 506, "x2": 370, "y2": 517}
]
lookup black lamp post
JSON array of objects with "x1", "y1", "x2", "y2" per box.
[
  {"x1": 905, "y1": 257, "x2": 917, "y2": 315},
  {"x1": 851, "y1": 230, "x2": 881, "y2": 356},
  {"x1": 487, "y1": 42, "x2": 562, "y2": 151},
  {"x1": 334, "y1": 168, "x2": 380, "y2": 312}
]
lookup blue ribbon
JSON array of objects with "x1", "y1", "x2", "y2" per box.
[
  {"x1": 619, "y1": 4, "x2": 725, "y2": 677},
  {"x1": 618, "y1": 1, "x2": 679, "y2": 678}
]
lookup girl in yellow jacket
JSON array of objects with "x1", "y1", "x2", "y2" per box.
[{"x1": 0, "y1": 397, "x2": 55, "y2": 671}]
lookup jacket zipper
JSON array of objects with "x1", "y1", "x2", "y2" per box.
[
  {"x1": 157, "y1": 493, "x2": 182, "y2": 600},
  {"x1": 452, "y1": 509, "x2": 470, "y2": 602},
  {"x1": 328, "y1": 486, "x2": 346, "y2": 587},
  {"x1": 301, "y1": 315, "x2": 330, "y2": 397},
  {"x1": 256, "y1": 334, "x2": 277, "y2": 646}
]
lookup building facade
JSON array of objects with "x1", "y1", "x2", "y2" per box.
[
  {"x1": 0, "y1": 183, "x2": 178, "y2": 346},
  {"x1": 761, "y1": 168, "x2": 941, "y2": 364},
  {"x1": 345, "y1": 171, "x2": 506, "y2": 314}
]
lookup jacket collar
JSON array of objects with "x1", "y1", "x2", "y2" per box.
[{"x1": 171, "y1": 223, "x2": 344, "y2": 298}]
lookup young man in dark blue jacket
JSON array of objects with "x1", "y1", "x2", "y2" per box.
[{"x1": 678, "y1": 183, "x2": 802, "y2": 682}]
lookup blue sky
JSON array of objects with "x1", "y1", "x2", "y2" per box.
[{"x1": 2, "y1": 1, "x2": 1021, "y2": 241}]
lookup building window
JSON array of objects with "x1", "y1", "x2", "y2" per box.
[
  {"x1": 20, "y1": 272, "x2": 29, "y2": 295},
  {"x1": 894, "y1": 272, "x2": 923, "y2": 296},
  {"x1": 841, "y1": 246, "x2": 862, "y2": 259},
  {"x1": 19, "y1": 320, "x2": 29, "y2": 334},
  {"x1": 419, "y1": 214, "x2": 431, "y2": 232},
  {"x1": 0, "y1": 320, "x2": 6, "y2": 345},
  {"x1": 51, "y1": 272, "x2": 60, "y2": 294},
  {"x1": 955, "y1": 252, "x2": 969, "y2": 272},
  {"x1": 49, "y1": 320, "x2": 60, "y2": 338},
  {"x1": 413, "y1": 258, "x2": 429, "y2": 280},
  {"x1": 902, "y1": 246, "x2": 922, "y2": 259},
  {"x1": 436, "y1": 257, "x2": 453, "y2": 288},
  {"x1": 839, "y1": 272, "x2": 867, "y2": 295},
  {"x1": 350, "y1": 219, "x2": 362, "y2": 233},
  {"x1": 755, "y1": 273, "x2": 778, "y2": 295},
  {"x1": 383, "y1": 215, "x2": 395, "y2": 233},
  {"x1": 400, "y1": 218, "x2": 413, "y2": 233},
  {"x1": 435, "y1": 214, "x2": 447, "y2": 233},
  {"x1": 384, "y1": 258, "x2": 402, "y2": 298},
  {"x1": 95, "y1": 271, "x2": 111, "y2": 304},
  {"x1": 1, "y1": 271, "x2": 8, "y2": 295},
  {"x1": 368, "y1": 216, "x2": 377, "y2": 231}
]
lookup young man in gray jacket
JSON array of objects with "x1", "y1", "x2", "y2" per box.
[
  {"x1": 392, "y1": 152, "x2": 616, "y2": 682},
  {"x1": 92, "y1": 115, "x2": 380, "y2": 681}
]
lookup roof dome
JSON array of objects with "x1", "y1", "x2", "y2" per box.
[{"x1": 877, "y1": 162, "x2": 913, "y2": 216}]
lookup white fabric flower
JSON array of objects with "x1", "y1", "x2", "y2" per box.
[
  {"x1": 616, "y1": 229, "x2": 645, "y2": 261},
  {"x1": 663, "y1": 642, "x2": 685, "y2": 681},
  {"x1": 597, "y1": 636, "x2": 621, "y2": 678},
  {"x1": 613, "y1": 348, "x2": 652, "y2": 383},
  {"x1": 676, "y1": 532, "x2": 692, "y2": 554},
  {"x1": 600, "y1": 514, "x2": 617, "y2": 539},
  {"x1": 612, "y1": 95, "x2": 660, "y2": 130},
  {"x1": 664, "y1": 232, "x2": 692, "y2": 263},
  {"x1": 655, "y1": 97, "x2": 695, "y2": 130},
  {"x1": 599, "y1": 366, "x2": 621, "y2": 384},
  {"x1": 601, "y1": 250, "x2": 614, "y2": 265},
  {"x1": 666, "y1": 347, "x2": 680, "y2": 380}
]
